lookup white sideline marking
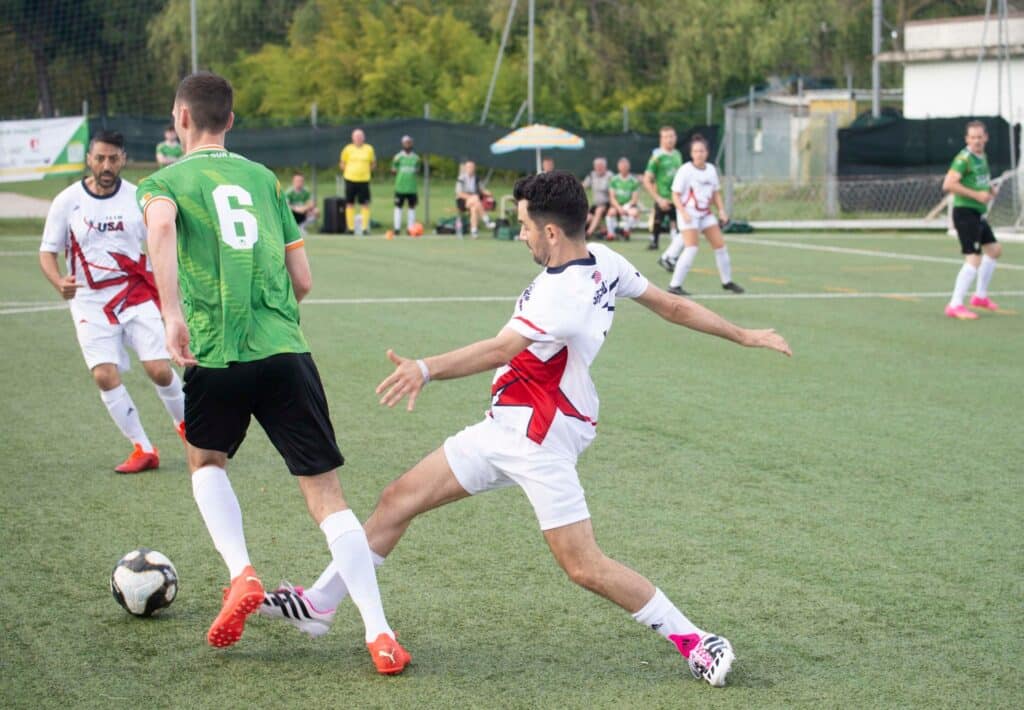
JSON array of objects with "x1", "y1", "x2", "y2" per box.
[
  {"x1": 728, "y1": 236, "x2": 1024, "y2": 271},
  {"x1": 0, "y1": 251, "x2": 39, "y2": 256},
  {"x1": 3, "y1": 291, "x2": 1024, "y2": 317}
]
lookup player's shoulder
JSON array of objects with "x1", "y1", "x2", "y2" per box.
[{"x1": 589, "y1": 242, "x2": 631, "y2": 269}]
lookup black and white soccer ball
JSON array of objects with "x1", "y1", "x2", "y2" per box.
[{"x1": 110, "y1": 548, "x2": 178, "y2": 617}]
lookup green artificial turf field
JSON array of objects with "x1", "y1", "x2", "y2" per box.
[{"x1": 1, "y1": 231, "x2": 1022, "y2": 708}]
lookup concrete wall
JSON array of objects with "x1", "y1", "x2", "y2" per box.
[
  {"x1": 904, "y1": 59, "x2": 1024, "y2": 122},
  {"x1": 904, "y1": 14, "x2": 1023, "y2": 51}
]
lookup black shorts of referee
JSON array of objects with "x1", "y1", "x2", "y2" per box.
[{"x1": 345, "y1": 181, "x2": 371, "y2": 205}]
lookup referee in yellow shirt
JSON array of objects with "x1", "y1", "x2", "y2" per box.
[{"x1": 340, "y1": 128, "x2": 376, "y2": 235}]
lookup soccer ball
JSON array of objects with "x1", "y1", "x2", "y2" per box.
[
  {"x1": 110, "y1": 548, "x2": 178, "y2": 617},
  {"x1": 408, "y1": 222, "x2": 424, "y2": 237}
]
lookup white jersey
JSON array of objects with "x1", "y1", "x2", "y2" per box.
[
  {"x1": 671, "y1": 161, "x2": 720, "y2": 214},
  {"x1": 491, "y1": 243, "x2": 649, "y2": 459},
  {"x1": 40, "y1": 179, "x2": 158, "y2": 325}
]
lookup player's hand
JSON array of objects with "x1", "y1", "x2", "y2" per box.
[
  {"x1": 656, "y1": 197, "x2": 671, "y2": 211},
  {"x1": 680, "y1": 211, "x2": 693, "y2": 224},
  {"x1": 376, "y1": 349, "x2": 425, "y2": 411},
  {"x1": 57, "y1": 275, "x2": 83, "y2": 300},
  {"x1": 164, "y1": 316, "x2": 198, "y2": 367},
  {"x1": 977, "y1": 190, "x2": 994, "y2": 204},
  {"x1": 741, "y1": 328, "x2": 792, "y2": 357},
  {"x1": 719, "y1": 212, "x2": 730, "y2": 226}
]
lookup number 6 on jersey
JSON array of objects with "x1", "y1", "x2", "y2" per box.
[{"x1": 212, "y1": 184, "x2": 258, "y2": 249}]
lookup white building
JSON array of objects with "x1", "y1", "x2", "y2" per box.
[{"x1": 880, "y1": 13, "x2": 1024, "y2": 122}]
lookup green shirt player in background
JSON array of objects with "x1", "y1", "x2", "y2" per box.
[
  {"x1": 643, "y1": 126, "x2": 682, "y2": 262},
  {"x1": 608, "y1": 157, "x2": 641, "y2": 239},
  {"x1": 941, "y1": 120, "x2": 1001, "y2": 320},
  {"x1": 391, "y1": 135, "x2": 420, "y2": 235},
  {"x1": 141, "y1": 71, "x2": 410, "y2": 673},
  {"x1": 155, "y1": 125, "x2": 183, "y2": 166},
  {"x1": 284, "y1": 172, "x2": 319, "y2": 234}
]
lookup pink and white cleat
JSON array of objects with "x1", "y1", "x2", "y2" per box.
[
  {"x1": 969, "y1": 295, "x2": 999, "y2": 311},
  {"x1": 945, "y1": 305, "x2": 979, "y2": 320},
  {"x1": 669, "y1": 632, "x2": 735, "y2": 687}
]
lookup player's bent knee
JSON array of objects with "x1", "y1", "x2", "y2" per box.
[
  {"x1": 142, "y1": 359, "x2": 173, "y2": 386},
  {"x1": 91, "y1": 363, "x2": 121, "y2": 390}
]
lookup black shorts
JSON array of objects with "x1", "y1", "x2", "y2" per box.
[
  {"x1": 456, "y1": 197, "x2": 469, "y2": 212},
  {"x1": 952, "y1": 207, "x2": 997, "y2": 255},
  {"x1": 653, "y1": 203, "x2": 674, "y2": 233},
  {"x1": 394, "y1": 193, "x2": 418, "y2": 208},
  {"x1": 183, "y1": 352, "x2": 344, "y2": 476},
  {"x1": 291, "y1": 209, "x2": 306, "y2": 224},
  {"x1": 588, "y1": 203, "x2": 608, "y2": 214},
  {"x1": 345, "y1": 181, "x2": 371, "y2": 205}
]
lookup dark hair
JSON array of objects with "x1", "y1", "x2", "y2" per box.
[
  {"x1": 689, "y1": 133, "x2": 709, "y2": 151},
  {"x1": 164, "y1": 124, "x2": 175, "y2": 132},
  {"x1": 293, "y1": 171, "x2": 304, "y2": 177},
  {"x1": 659, "y1": 125, "x2": 676, "y2": 134},
  {"x1": 175, "y1": 71, "x2": 233, "y2": 132},
  {"x1": 966, "y1": 120, "x2": 987, "y2": 135},
  {"x1": 512, "y1": 171, "x2": 588, "y2": 240},
  {"x1": 89, "y1": 130, "x2": 125, "y2": 151}
]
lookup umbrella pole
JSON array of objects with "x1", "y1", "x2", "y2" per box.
[{"x1": 536, "y1": 148, "x2": 541, "y2": 173}]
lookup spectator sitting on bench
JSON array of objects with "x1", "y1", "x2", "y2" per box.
[
  {"x1": 455, "y1": 160, "x2": 493, "y2": 238},
  {"x1": 285, "y1": 172, "x2": 318, "y2": 234},
  {"x1": 583, "y1": 157, "x2": 612, "y2": 239}
]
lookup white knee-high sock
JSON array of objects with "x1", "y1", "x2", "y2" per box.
[
  {"x1": 625, "y1": 213, "x2": 635, "y2": 231},
  {"x1": 606, "y1": 214, "x2": 617, "y2": 232},
  {"x1": 100, "y1": 385, "x2": 153, "y2": 453},
  {"x1": 662, "y1": 232, "x2": 685, "y2": 261},
  {"x1": 320, "y1": 510, "x2": 392, "y2": 642},
  {"x1": 191, "y1": 466, "x2": 251, "y2": 579},
  {"x1": 975, "y1": 254, "x2": 997, "y2": 298},
  {"x1": 154, "y1": 371, "x2": 184, "y2": 425},
  {"x1": 714, "y1": 246, "x2": 733, "y2": 284},
  {"x1": 950, "y1": 263, "x2": 978, "y2": 307},
  {"x1": 632, "y1": 588, "x2": 704, "y2": 657},
  {"x1": 669, "y1": 246, "x2": 699, "y2": 288},
  {"x1": 306, "y1": 548, "x2": 385, "y2": 612},
  {"x1": 393, "y1": 207, "x2": 402, "y2": 231},
  {"x1": 407, "y1": 207, "x2": 415, "y2": 229}
]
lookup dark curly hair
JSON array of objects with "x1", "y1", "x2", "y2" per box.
[{"x1": 512, "y1": 170, "x2": 588, "y2": 240}]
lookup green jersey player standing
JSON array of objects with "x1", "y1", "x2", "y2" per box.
[
  {"x1": 390, "y1": 135, "x2": 420, "y2": 234},
  {"x1": 941, "y1": 120, "x2": 1001, "y2": 320},
  {"x1": 142, "y1": 71, "x2": 410, "y2": 673},
  {"x1": 643, "y1": 127, "x2": 683, "y2": 264}
]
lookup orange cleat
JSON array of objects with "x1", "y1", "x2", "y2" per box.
[
  {"x1": 367, "y1": 632, "x2": 411, "y2": 675},
  {"x1": 177, "y1": 421, "x2": 187, "y2": 444},
  {"x1": 114, "y1": 444, "x2": 160, "y2": 474},
  {"x1": 207, "y1": 565, "x2": 264, "y2": 648}
]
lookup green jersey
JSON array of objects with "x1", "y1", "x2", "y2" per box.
[
  {"x1": 949, "y1": 148, "x2": 991, "y2": 213},
  {"x1": 284, "y1": 186, "x2": 311, "y2": 207},
  {"x1": 645, "y1": 149, "x2": 683, "y2": 198},
  {"x1": 156, "y1": 140, "x2": 184, "y2": 163},
  {"x1": 137, "y1": 147, "x2": 308, "y2": 368},
  {"x1": 609, "y1": 174, "x2": 640, "y2": 204},
  {"x1": 392, "y1": 151, "x2": 420, "y2": 194}
]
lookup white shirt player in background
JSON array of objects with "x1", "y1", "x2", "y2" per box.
[
  {"x1": 667, "y1": 135, "x2": 745, "y2": 296},
  {"x1": 38, "y1": 130, "x2": 185, "y2": 474},
  {"x1": 258, "y1": 172, "x2": 791, "y2": 687}
]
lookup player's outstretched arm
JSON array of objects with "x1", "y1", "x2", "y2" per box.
[
  {"x1": 635, "y1": 285, "x2": 791, "y2": 356},
  {"x1": 376, "y1": 328, "x2": 532, "y2": 411},
  {"x1": 146, "y1": 200, "x2": 197, "y2": 367}
]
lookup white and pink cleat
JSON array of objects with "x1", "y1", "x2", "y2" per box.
[
  {"x1": 969, "y1": 295, "x2": 999, "y2": 311},
  {"x1": 670, "y1": 632, "x2": 735, "y2": 687},
  {"x1": 945, "y1": 304, "x2": 979, "y2": 320}
]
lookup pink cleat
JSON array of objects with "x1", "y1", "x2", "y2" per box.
[
  {"x1": 969, "y1": 295, "x2": 999, "y2": 311},
  {"x1": 945, "y1": 305, "x2": 979, "y2": 320}
]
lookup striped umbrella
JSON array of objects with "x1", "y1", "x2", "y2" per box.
[{"x1": 490, "y1": 123, "x2": 585, "y2": 172}]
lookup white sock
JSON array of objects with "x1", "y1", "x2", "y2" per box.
[
  {"x1": 407, "y1": 207, "x2": 415, "y2": 229},
  {"x1": 393, "y1": 207, "x2": 401, "y2": 231},
  {"x1": 100, "y1": 385, "x2": 153, "y2": 453},
  {"x1": 975, "y1": 254, "x2": 997, "y2": 298},
  {"x1": 714, "y1": 246, "x2": 733, "y2": 284},
  {"x1": 950, "y1": 263, "x2": 978, "y2": 307},
  {"x1": 662, "y1": 232, "x2": 685, "y2": 262},
  {"x1": 154, "y1": 371, "x2": 184, "y2": 425},
  {"x1": 306, "y1": 548, "x2": 385, "y2": 612},
  {"x1": 669, "y1": 246, "x2": 698, "y2": 288},
  {"x1": 191, "y1": 466, "x2": 251, "y2": 579},
  {"x1": 606, "y1": 215, "x2": 617, "y2": 233},
  {"x1": 321, "y1": 510, "x2": 392, "y2": 642},
  {"x1": 632, "y1": 588, "x2": 703, "y2": 656},
  {"x1": 625, "y1": 214, "x2": 634, "y2": 231}
]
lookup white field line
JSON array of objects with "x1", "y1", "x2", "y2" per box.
[
  {"x1": 3, "y1": 290, "x2": 1024, "y2": 318},
  {"x1": 728, "y1": 236, "x2": 1024, "y2": 271}
]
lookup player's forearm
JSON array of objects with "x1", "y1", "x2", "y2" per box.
[
  {"x1": 147, "y1": 225, "x2": 184, "y2": 319},
  {"x1": 663, "y1": 297, "x2": 749, "y2": 345},
  {"x1": 642, "y1": 175, "x2": 659, "y2": 200},
  {"x1": 672, "y1": 192, "x2": 685, "y2": 213},
  {"x1": 38, "y1": 251, "x2": 63, "y2": 290},
  {"x1": 714, "y1": 192, "x2": 725, "y2": 214},
  {"x1": 423, "y1": 337, "x2": 520, "y2": 381}
]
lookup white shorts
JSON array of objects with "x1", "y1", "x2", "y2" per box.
[
  {"x1": 443, "y1": 417, "x2": 590, "y2": 531},
  {"x1": 72, "y1": 302, "x2": 169, "y2": 371},
  {"x1": 677, "y1": 208, "x2": 718, "y2": 233}
]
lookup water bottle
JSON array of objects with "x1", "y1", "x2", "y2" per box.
[{"x1": 455, "y1": 214, "x2": 463, "y2": 238}]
